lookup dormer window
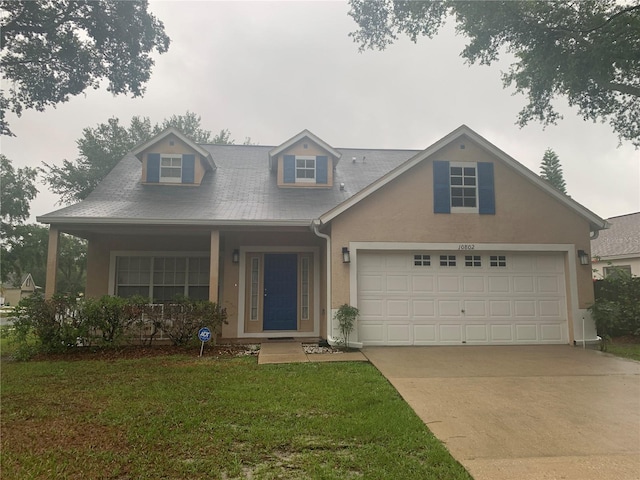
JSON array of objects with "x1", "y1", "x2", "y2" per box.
[
  {"x1": 160, "y1": 155, "x2": 183, "y2": 183},
  {"x1": 296, "y1": 156, "x2": 316, "y2": 183}
]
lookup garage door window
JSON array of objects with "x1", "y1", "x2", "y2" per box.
[
  {"x1": 465, "y1": 255, "x2": 482, "y2": 267},
  {"x1": 414, "y1": 254, "x2": 431, "y2": 266},
  {"x1": 490, "y1": 255, "x2": 507, "y2": 267},
  {"x1": 440, "y1": 255, "x2": 456, "y2": 266}
]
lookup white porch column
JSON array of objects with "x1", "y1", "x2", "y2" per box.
[
  {"x1": 209, "y1": 230, "x2": 220, "y2": 303},
  {"x1": 45, "y1": 227, "x2": 60, "y2": 299}
]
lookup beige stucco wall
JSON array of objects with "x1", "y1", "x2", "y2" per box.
[
  {"x1": 275, "y1": 138, "x2": 335, "y2": 188},
  {"x1": 328, "y1": 136, "x2": 595, "y2": 313},
  {"x1": 140, "y1": 133, "x2": 208, "y2": 185}
]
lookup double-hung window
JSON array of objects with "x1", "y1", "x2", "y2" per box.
[
  {"x1": 433, "y1": 160, "x2": 495, "y2": 214},
  {"x1": 296, "y1": 156, "x2": 316, "y2": 182},
  {"x1": 160, "y1": 155, "x2": 182, "y2": 183},
  {"x1": 450, "y1": 164, "x2": 477, "y2": 209}
]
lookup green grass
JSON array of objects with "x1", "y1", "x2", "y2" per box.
[
  {"x1": 1, "y1": 355, "x2": 471, "y2": 480},
  {"x1": 606, "y1": 341, "x2": 640, "y2": 361}
]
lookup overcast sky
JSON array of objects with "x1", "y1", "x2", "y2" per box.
[{"x1": 2, "y1": 1, "x2": 638, "y2": 222}]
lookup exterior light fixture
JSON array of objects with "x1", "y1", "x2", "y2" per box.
[
  {"x1": 232, "y1": 249, "x2": 240, "y2": 264},
  {"x1": 342, "y1": 247, "x2": 350, "y2": 264},
  {"x1": 577, "y1": 250, "x2": 589, "y2": 266}
]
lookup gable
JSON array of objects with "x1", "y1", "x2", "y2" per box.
[
  {"x1": 273, "y1": 137, "x2": 337, "y2": 189},
  {"x1": 140, "y1": 134, "x2": 209, "y2": 186},
  {"x1": 319, "y1": 126, "x2": 606, "y2": 233}
]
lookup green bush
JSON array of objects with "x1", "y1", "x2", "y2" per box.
[
  {"x1": 84, "y1": 295, "x2": 143, "y2": 345},
  {"x1": 590, "y1": 268, "x2": 640, "y2": 339},
  {"x1": 334, "y1": 304, "x2": 359, "y2": 349},
  {"x1": 156, "y1": 296, "x2": 227, "y2": 346}
]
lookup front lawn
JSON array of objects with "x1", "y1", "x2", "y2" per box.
[
  {"x1": 1, "y1": 355, "x2": 471, "y2": 480},
  {"x1": 606, "y1": 337, "x2": 640, "y2": 362}
]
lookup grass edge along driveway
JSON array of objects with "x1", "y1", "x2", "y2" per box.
[{"x1": 1, "y1": 356, "x2": 472, "y2": 480}]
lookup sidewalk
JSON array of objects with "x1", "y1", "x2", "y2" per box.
[{"x1": 257, "y1": 342, "x2": 367, "y2": 365}]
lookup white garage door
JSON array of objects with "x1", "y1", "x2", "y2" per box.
[{"x1": 357, "y1": 251, "x2": 568, "y2": 345}]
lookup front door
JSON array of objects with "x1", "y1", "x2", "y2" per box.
[{"x1": 263, "y1": 254, "x2": 298, "y2": 330}]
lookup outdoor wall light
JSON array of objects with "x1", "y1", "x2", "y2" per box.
[
  {"x1": 342, "y1": 247, "x2": 351, "y2": 264},
  {"x1": 577, "y1": 250, "x2": 590, "y2": 266},
  {"x1": 232, "y1": 249, "x2": 240, "y2": 264}
]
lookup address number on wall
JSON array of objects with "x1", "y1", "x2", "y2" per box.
[{"x1": 457, "y1": 244, "x2": 475, "y2": 250}]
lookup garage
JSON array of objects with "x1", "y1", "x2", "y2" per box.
[{"x1": 357, "y1": 250, "x2": 568, "y2": 345}]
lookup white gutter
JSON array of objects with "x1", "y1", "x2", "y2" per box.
[{"x1": 311, "y1": 219, "x2": 340, "y2": 346}]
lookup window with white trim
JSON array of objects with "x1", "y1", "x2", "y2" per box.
[
  {"x1": 465, "y1": 255, "x2": 482, "y2": 267},
  {"x1": 414, "y1": 254, "x2": 431, "y2": 266},
  {"x1": 115, "y1": 255, "x2": 209, "y2": 302},
  {"x1": 296, "y1": 156, "x2": 316, "y2": 182},
  {"x1": 490, "y1": 255, "x2": 507, "y2": 267},
  {"x1": 160, "y1": 154, "x2": 182, "y2": 183},
  {"x1": 603, "y1": 265, "x2": 631, "y2": 279},
  {"x1": 301, "y1": 257, "x2": 310, "y2": 320},
  {"x1": 250, "y1": 257, "x2": 260, "y2": 321},
  {"x1": 440, "y1": 255, "x2": 456, "y2": 267},
  {"x1": 450, "y1": 162, "x2": 477, "y2": 212}
]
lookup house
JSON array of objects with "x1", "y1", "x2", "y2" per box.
[
  {"x1": 37, "y1": 125, "x2": 607, "y2": 346},
  {"x1": 591, "y1": 212, "x2": 640, "y2": 278},
  {"x1": 0, "y1": 273, "x2": 38, "y2": 306}
]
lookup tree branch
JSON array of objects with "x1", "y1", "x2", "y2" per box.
[{"x1": 604, "y1": 82, "x2": 640, "y2": 97}]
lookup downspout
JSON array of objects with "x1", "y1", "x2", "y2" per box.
[{"x1": 311, "y1": 219, "x2": 339, "y2": 346}]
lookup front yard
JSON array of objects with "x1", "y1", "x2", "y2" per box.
[{"x1": 1, "y1": 353, "x2": 472, "y2": 480}]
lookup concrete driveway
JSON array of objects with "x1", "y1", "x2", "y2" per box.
[{"x1": 363, "y1": 345, "x2": 640, "y2": 480}]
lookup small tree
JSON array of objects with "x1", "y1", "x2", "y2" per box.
[
  {"x1": 334, "y1": 304, "x2": 359, "y2": 350},
  {"x1": 539, "y1": 148, "x2": 567, "y2": 194}
]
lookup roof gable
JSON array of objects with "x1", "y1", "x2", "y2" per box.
[
  {"x1": 269, "y1": 129, "x2": 342, "y2": 171},
  {"x1": 132, "y1": 127, "x2": 216, "y2": 170},
  {"x1": 319, "y1": 125, "x2": 607, "y2": 232}
]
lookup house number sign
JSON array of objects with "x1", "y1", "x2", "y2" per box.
[{"x1": 457, "y1": 244, "x2": 476, "y2": 250}]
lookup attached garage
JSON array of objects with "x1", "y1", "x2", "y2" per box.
[{"x1": 357, "y1": 250, "x2": 569, "y2": 346}]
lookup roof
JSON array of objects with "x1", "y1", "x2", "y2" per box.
[
  {"x1": 37, "y1": 144, "x2": 417, "y2": 226},
  {"x1": 591, "y1": 212, "x2": 640, "y2": 258},
  {"x1": 37, "y1": 125, "x2": 607, "y2": 232}
]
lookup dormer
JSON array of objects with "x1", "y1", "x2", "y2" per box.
[
  {"x1": 269, "y1": 130, "x2": 341, "y2": 188},
  {"x1": 132, "y1": 127, "x2": 216, "y2": 186}
]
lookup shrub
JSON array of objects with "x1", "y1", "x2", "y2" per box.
[
  {"x1": 334, "y1": 304, "x2": 359, "y2": 349},
  {"x1": 157, "y1": 296, "x2": 227, "y2": 346},
  {"x1": 84, "y1": 295, "x2": 143, "y2": 345},
  {"x1": 590, "y1": 268, "x2": 640, "y2": 340}
]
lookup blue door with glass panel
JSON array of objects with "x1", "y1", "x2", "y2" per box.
[{"x1": 263, "y1": 254, "x2": 298, "y2": 330}]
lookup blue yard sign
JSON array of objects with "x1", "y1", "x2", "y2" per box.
[{"x1": 198, "y1": 327, "x2": 212, "y2": 357}]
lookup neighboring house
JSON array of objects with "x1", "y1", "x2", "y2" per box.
[
  {"x1": 37, "y1": 125, "x2": 606, "y2": 346},
  {"x1": 591, "y1": 212, "x2": 640, "y2": 279},
  {"x1": 0, "y1": 273, "x2": 38, "y2": 306}
]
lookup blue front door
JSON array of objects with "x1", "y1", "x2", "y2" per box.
[{"x1": 263, "y1": 254, "x2": 298, "y2": 330}]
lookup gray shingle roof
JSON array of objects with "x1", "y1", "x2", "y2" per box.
[
  {"x1": 38, "y1": 144, "x2": 420, "y2": 225},
  {"x1": 591, "y1": 212, "x2": 640, "y2": 258}
]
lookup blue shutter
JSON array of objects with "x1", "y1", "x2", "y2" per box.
[
  {"x1": 182, "y1": 154, "x2": 195, "y2": 183},
  {"x1": 316, "y1": 156, "x2": 328, "y2": 184},
  {"x1": 147, "y1": 153, "x2": 160, "y2": 183},
  {"x1": 478, "y1": 162, "x2": 495, "y2": 215},
  {"x1": 283, "y1": 155, "x2": 295, "y2": 183},
  {"x1": 433, "y1": 161, "x2": 451, "y2": 214}
]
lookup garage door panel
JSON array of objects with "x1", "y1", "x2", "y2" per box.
[
  {"x1": 463, "y1": 276, "x2": 485, "y2": 293},
  {"x1": 466, "y1": 324, "x2": 488, "y2": 342},
  {"x1": 414, "y1": 324, "x2": 437, "y2": 342},
  {"x1": 439, "y1": 300, "x2": 462, "y2": 316},
  {"x1": 357, "y1": 251, "x2": 568, "y2": 346},
  {"x1": 413, "y1": 299, "x2": 435, "y2": 317},
  {"x1": 440, "y1": 324, "x2": 463, "y2": 342}
]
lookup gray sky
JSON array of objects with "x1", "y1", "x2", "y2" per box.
[{"x1": 2, "y1": 1, "x2": 638, "y2": 222}]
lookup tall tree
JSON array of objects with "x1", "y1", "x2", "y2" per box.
[
  {"x1": 41, "y1": 112, "x2": 237, "y2": 204},
  {"x1": 0, "y1": 155, "x2": 38, "y2": 241},
  {"x1": 348, "y1": 1, "x2": 640, "y2": 146},
  {"x1": 539, "y1": 148, "x2": 567, "y2": 194},
  {"x1": 0, "y1": 0, "x2": 170, "y2": 136}
]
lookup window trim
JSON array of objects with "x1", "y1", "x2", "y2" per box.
[
  {"x1": 159, "y1": 154, "x2": 183, "y2": 183},
  {"x1": 450, "y1": 162, "x2": 478, "y2": 213},
  {"x1": 295, "y1": 155, "x2": 316, "y2": 183}
]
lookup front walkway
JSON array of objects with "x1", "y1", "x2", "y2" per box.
[{"x1": 257, "y1": 342, "x2": 367, "y2": 364}]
